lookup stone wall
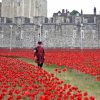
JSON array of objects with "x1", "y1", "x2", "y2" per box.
[
  {"x1": 0, "y1": 15, "x2": 100, "y2": 48},
  {"x1": 0, "y1": 23, "x2": 99, "y2": 48}
]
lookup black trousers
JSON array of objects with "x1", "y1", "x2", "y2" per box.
[{"x1": 38, "y1": 63, "x2": 43, "y2": 68}]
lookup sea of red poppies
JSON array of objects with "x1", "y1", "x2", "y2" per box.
[
  {"x1": 0, "y1": 48, "x2": 99, "y2": 80},
  {"x1": 0, "y1": 48, "x2": 100, "y2": 100},
  {"x1": 45, "y1": 49, "x2": 100, "y2": 81}
]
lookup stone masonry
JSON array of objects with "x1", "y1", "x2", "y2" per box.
[
  {"x1": 0, "y1": 0, "x2": 100, "y2": 49},
  {"x1": 0, "y1": 13, "x2": 100, "y2": 49},
  {"x1": 1, "y1": 0, "x2": 47, "y2": 18}
]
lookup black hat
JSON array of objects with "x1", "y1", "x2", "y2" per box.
[{"x1": 38, "y1": 41, "x2": 42, "y2": 45}]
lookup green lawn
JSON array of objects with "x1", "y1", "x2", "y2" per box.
[{"x1": 17, "y1": 57, "x2": 100, "y2": 100}]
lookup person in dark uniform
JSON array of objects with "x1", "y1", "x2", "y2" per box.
[{"x1": 34, "y1": 41, "x2": 45, "y2": 68}]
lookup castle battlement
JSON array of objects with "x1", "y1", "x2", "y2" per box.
[{"x1": 0, "y1": 14, "x2": 100, "y2": 25}]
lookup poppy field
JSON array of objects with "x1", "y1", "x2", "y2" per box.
[
  {"x1": 0, "y1": 48, "x2": 100, "y2": 100},
  {"x1": 45, "y1": 49, "x2": 100, "y2": 81}
]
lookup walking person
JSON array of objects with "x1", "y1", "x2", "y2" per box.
[{"x1": 34, "y1": 41, "x2": 45, "y2": 68}]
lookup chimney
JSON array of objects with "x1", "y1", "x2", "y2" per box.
[
  {"x1": 65, "y1": 9, "x2": 68, "y2": 15},
  {"x1": 81, "y1": 9, "x2": 83, "y2": 15},
  {"x1": 94, "y1": 7, "x2": 96, "y2": 15},
  {"x1": 62, "y1": 9, "x2": 65, "y2": 14}
]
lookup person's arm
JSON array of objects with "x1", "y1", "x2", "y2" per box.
[
  {"x1": 43, "y1": 49, "x2": 45, "y2": 59},
  {"x1": 34, "y1": 47, "x2": 37, "y2": 57}
]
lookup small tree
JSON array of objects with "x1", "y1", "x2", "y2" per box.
[{"x1": 70, "y1": 10, "x2": 79, "y2": 15}]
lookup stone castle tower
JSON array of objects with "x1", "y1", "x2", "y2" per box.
[{"x1": 1, "y1": 0, "x2": 47, "y2": 18}]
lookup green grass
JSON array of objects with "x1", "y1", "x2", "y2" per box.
[{"x1": 16, "y1": 57, "x2": 100, "y2": 100}]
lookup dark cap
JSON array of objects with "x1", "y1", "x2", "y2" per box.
[{"x1": 38, "y1": 41, "x2": 42, "y2": 45}]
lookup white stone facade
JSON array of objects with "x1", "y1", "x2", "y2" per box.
[{"x1": 1, "y1": 0, "x2": 47, "y2": 18}]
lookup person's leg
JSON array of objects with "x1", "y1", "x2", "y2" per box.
[
  {"x1": 40, "y1": 63, "x2": 43, "y2": 68},
  {"x1": 37, "y1": 63, "x2": 42, "y2": 68},
  {"x1": 38, "y1": 63, "x2": 40, "y2": 67},
  {"x1": 38, "y1": 63, "x2": 43, "y2": 68}
]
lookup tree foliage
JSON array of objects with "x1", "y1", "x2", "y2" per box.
[{"x1": 70, "y1": 10, "x2": 79, "y2": 15}]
